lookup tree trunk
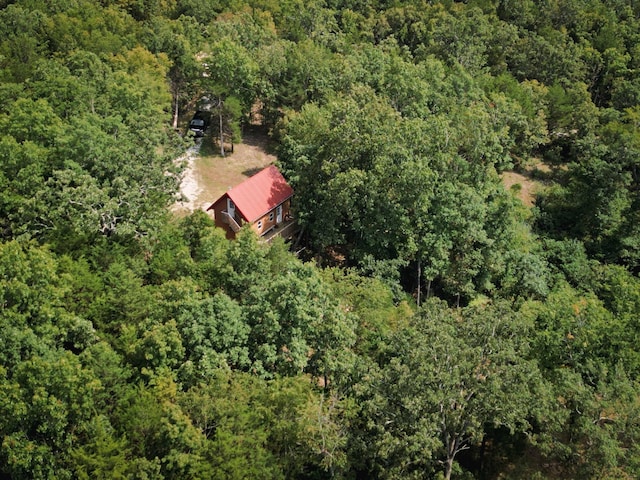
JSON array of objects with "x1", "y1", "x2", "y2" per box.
[
  {"x1": 172, "y1": 88, "x2": 179, "y2": 129},
  {"x1": 417, "y1": 258, "x2": 422, "y2": 307},
  {"x1": 479, "y1": 434, "x2": 487, "y2": 479},
  {"x1": 218, "y1": 97, "x2": 225, "y2": 157},
  {"x1": 445, "y1": 455, "x2": 454, "y2": 480}
]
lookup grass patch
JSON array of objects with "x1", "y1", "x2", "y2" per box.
[{"x1": 174, "y1": 126, "x2": 278, "y2": 214}]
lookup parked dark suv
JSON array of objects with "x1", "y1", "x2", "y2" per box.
[{"x1": 189, "y1": 110, "x2": 211, "y2": 137}]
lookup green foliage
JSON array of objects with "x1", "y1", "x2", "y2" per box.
[
  {"x1": 145, "y1": 15, "x2": 204, "y2": 126},
  {"x1": 178, "y1": 211, "x2": 233, "y2": 291},
  {"x1": 543, "y1": 237, "x2": 589, "y2": 279},
  {"x1": 1, "y1": 1, "x2": 640, "y2": 478},
  {"x1": 180, "y1": 371, "x2": 349, "y2": 479},
  {"x1": 126, "y1": 319, "x2": 186, "y2": 378},
  {"x1": 321, "y1": 267, "x2": 414, "y2": 358},
  {"x1": 0, "y1": 353, "x2": 101, "y2": 479},
  {"x1": 279, "y1": 77, "x2": 524, "y2": 303},
  {"x1": 145, "y1": 221, "x2": 195, "y2": 284},
  {"x1": 202, "y1": 37, "x2": 259, "y2": 111},
  {"x1": 528, "y1": 283, "x2": 618, "y2": 376},
  {"x1": 352, "y1": 299, "x2": 545, "y2": 479},
  {"x1": 113, "y1": 379, "x2": 212, "y2": 478},
  {"x1": 175, "y1": 292, "x2": 250, "y2": 382},
  {"x1": 537, "y1": 107, "x2": 640, "y2": 268},
  {"x1": 70, "y1": 415, "x2": 131, "y2": 480},
  {"x1": 90, "y1": 260, "x2": 156, "y2": 333},
  {"x1": 0, "y1": 4, "x2": 49, "y2": 82},
  {"x1": 0, "y1": 240, "x2": 96, "y2": 367},
  {"x1": 243, "y1": 260, "x2": 356, "y2": 378}
]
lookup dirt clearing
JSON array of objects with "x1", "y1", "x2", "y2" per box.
[
  {"x1": 501, "y1": 162, "x2": 553, "y2": 207},
  {"x1": 173, "y1": 126, "x2": 277, "y2": 216}
]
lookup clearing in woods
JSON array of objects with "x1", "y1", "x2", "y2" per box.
[
  {"x1": 173, "y1": 124, "x2": 277, "y2": 216},
  {"x1": 501, "y1": 162, "x2": 554, "y2": 207},
  {"x1": 173, "y1": 122, "x2": 550, "y2": 217}
]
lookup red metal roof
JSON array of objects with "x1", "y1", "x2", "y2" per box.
[{"x1": 212, "y1": 165, "x2": 293, "y2": 222}]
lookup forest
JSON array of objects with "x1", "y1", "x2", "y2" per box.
[{"x1": 1, "y1": 0, "x2": 640, "y2": 478}]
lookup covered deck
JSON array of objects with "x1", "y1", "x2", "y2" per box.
[{"x1": 260, "y1": 217, "x2": 299, "y2": 243}]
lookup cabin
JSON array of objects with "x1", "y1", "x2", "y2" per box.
[{"x1": 207, "y1": 165, "x2": 296, "y2": 241}]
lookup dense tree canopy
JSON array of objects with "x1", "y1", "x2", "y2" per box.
[{"x1": 1, "y1": 0, "x2": 639, "y2": 478}]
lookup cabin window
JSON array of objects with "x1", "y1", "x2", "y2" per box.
[
  {"x1": 257, "y1": 220, "x2": 262, "y2": 230},
  {"x1": 269, "y1": 212, "x2": 274, "y2": 221}
]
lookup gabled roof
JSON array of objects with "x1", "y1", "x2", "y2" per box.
[{"x1": 209, "y1": 165, "x2": 293, "y2": 222}]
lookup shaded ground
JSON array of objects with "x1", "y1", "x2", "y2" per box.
[{"x1": 173, "y1": 125, "x2": 277, "y2": 216}]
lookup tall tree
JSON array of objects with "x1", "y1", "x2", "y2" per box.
[
  {"x1": 201, "y1": 37, "x2": 259, "y2": 155},
  {"x1": 355, "y1": 300, "x2": 544, "y2": 479}
]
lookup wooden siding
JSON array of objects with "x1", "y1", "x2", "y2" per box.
[
  {"x1": 209, "y1": 196, "x2": 292, "y2": 240},
  {"x1": 210, "y1": 194, "x2": 244, "y2": 239},
  {"x1": 250, "y1": 199, "x2": 292, "y2": 237}
]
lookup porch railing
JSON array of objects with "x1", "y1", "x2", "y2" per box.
[{"x1": 221, "y1": 210, "x2": 241, "y2": 232}]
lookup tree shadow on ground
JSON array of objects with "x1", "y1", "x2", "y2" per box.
[{"x1": 242, "y1": 167, "x2": 265, "y2": 177}]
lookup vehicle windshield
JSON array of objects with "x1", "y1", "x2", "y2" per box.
[{"x1": 190, "y1": 119, "x2": 205, "y2": 127}]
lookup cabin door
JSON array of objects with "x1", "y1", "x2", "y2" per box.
[
  {"x1": 227, "y1": 198, "x2": 235, "y2": 219},
  {"x1": 276, "y1": 204, "x2": 283, "y2": 224}
]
